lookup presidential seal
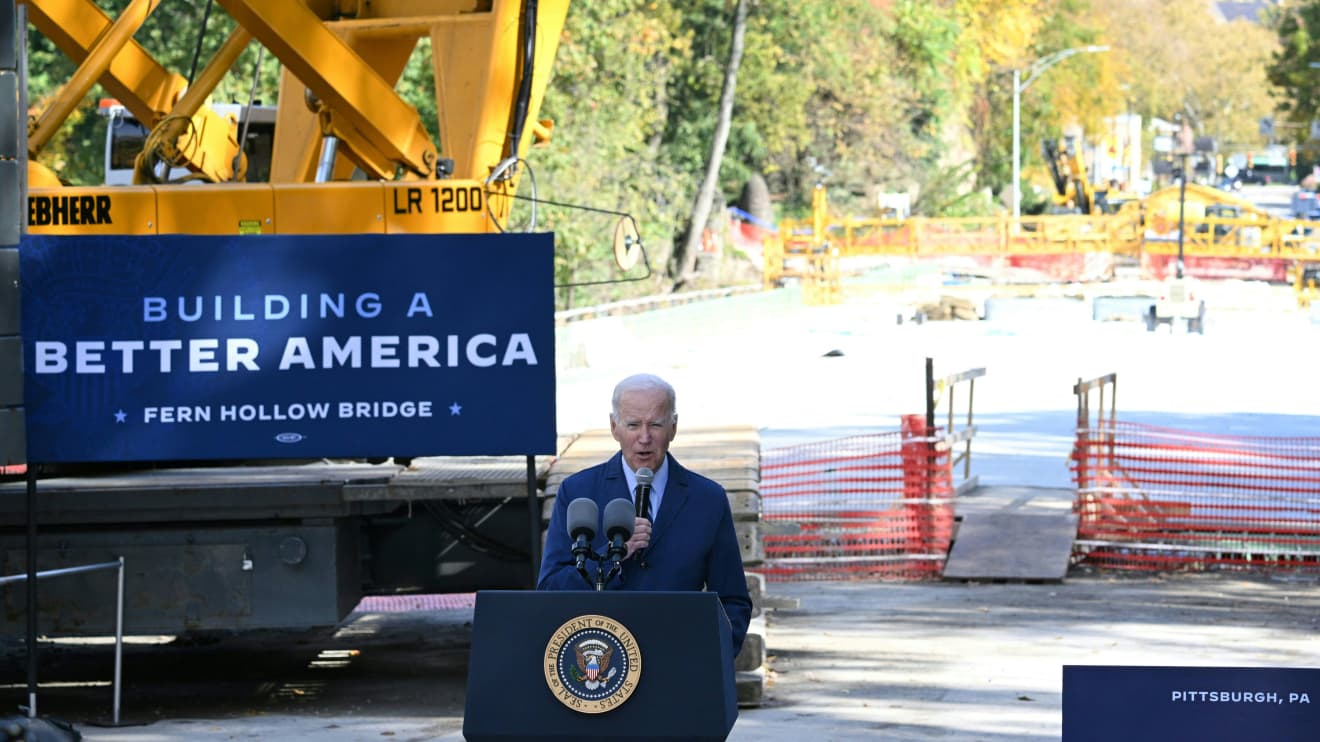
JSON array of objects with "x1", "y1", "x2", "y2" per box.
[{"x1": 543, "y1": 614, "x2": 642, "y2": 714}]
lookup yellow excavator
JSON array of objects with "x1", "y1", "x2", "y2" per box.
[{"x1": 1041, "y1": 135, "x2": 1132, "y2": 215}]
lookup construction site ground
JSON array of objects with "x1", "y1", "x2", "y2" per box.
[
  {"x1": 7, "y1": 261, "x2": 1320, "y2": 740},
  {"x1": 7, "y1": 559, "x2": 1319, "y2": 741}
]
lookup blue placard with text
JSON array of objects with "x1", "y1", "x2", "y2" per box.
[
  {"x1": 1063, "y1": 665, "x2": 1320, "y2": 741},
  {"x1": 20, "y1": 232, "x2": 556, "y2": 462}
]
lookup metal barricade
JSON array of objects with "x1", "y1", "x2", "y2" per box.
[
  {"x1": 1071, "y1": 374, "x2": 1320, "y2": 572},
  {"x1": 928, "y1": 358, "x2": 985, "y2": 494},
  {"x1": 1, "y1": 557, "x2": 126, "y2": 724},
  {"x1": 757, "y1": 359, "x2": 984, "y2": 581}
]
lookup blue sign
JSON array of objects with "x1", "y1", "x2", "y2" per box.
[
  {"x1": 20, "y1": 232, "x2": 556, "y2": 462},
  {"x1": 1064, "y1": 666, "x2": 1320, "y2": 741}
]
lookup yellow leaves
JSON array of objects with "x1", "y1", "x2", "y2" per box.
[
  {"x1": 1094, "y1": 0, "x2": 1279, "y2": 145},
  {"x1": 959, "y1": 0, "x2": 1049, "y2": 68}
]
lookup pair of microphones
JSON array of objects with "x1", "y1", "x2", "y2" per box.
[{"x1": 565, "y1": 468, "x2": 653, "y2": 590}]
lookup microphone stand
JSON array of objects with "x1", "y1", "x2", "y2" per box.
[
  {"x1": 576, "y1": 552, "x2": 598, "y2": 589},
  {"x1": 602, "y1": 552, "x2": 623, "y2": 589},
  {"x1": 601, "y1": 528, "x2": 629, "y2": 588}
]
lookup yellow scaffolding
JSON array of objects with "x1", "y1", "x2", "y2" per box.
[{"x1": 761, "y1": 184, "x2": 1320, "y2": 306}]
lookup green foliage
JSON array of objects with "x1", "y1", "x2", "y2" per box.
[
  {"x1": 534, "y1": 0, "x2": 690, "y2": 307},
  {"x1": 911, "y1": 160, "x2": 995, "y2": 217},
  {"x1": 1268, "y1": 2, "x2": 1320, "y2": 133},
  {"x1": 25, "y1": 27, "x2": 100, "y2": 184},
  {"x1": 891, "y1": 0, "x2": 958, "y2": 128}
]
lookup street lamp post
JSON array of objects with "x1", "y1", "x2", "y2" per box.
[{"x1": 1012, "y1": 45, "x2": 1109, "y2": 219}]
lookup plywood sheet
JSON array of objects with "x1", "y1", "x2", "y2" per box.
[{"x1": 942, "y1": 511, "x2": 1079, "y2": 581}]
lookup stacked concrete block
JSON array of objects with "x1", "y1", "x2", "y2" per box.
[{"x1": 736, "y1": 572, "x2": 768, "y2": 706}]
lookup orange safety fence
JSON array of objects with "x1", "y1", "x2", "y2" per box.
[
  {"x1": 1071, "y1": 420, "x2": 1320, "y2": 572},
  {"x1": 755, "y1": 416, "x2": 955, "y2": 582}
]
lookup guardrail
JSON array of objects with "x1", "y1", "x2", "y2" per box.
[
  {"x1": 553, "y1": 284, "x2": 763, "y2": 323},
  {"x1": 2, "y1": 558, "x2": 126, "y2": 724}
]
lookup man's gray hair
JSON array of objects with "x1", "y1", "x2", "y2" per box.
[{"x1": 610, "y1": 373, "x2": 677, "y2": 423}]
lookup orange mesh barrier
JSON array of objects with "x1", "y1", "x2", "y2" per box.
[
  {"x1": 1071, "y1": 421, "x2": 1320, "y2": 572},
  {"x1": 756, "y1": 417, "x2": 955, "y2": 581}
]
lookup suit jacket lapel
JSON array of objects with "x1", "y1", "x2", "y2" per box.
[
  {"x1": 649, "y1": 453, "x2": 689, "y2": 552},
  {"x1": 604, "y1": 451, "x2": 627, "y2": 502}
]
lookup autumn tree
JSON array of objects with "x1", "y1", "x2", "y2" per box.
[
  {"x1": 1103, "y1": 0, "x2": 1276, "y2": 151},
  {"x1": 532, "y1": 0, "x2": 689, "y2": 307}
]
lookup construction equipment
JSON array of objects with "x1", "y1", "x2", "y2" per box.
[
  {"x1": 1294, "y1": 262, "x2": 1320, "y2": 308},
  {"x1": 96, "y1": 98, "x2": 277, "y2": 185},
  {"x1": 1, "y1": 0, "x2": 574, "y2": 635},
  {"x1": 1042, "y1": 136, "x2": 1095, "y2": 214},
  {"x1": 1041, "y1": 136, "x2": 1129, "y2": 215},
  {"x1": 22, "y1": 0, "x2": 567, "y2": 229}
]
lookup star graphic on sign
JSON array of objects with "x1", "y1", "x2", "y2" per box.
[
  {"x1": 114, "y1": 409, "x2": 127, "y2": 423},
  {"x1": 449, "y1": 402, "x2": 462, "y2": 416}
]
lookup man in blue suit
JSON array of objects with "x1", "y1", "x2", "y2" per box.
[{"x1": 538, "y1": 373, "x2": 752, "y2": 656}]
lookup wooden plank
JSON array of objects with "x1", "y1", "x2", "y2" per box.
[{"x1": 942, "y1": 511, "x2": 1079, "y2": 582}]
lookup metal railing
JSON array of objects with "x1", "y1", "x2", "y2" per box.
[
  {"x1": 930, "y1": 360, "x2": 986, "y2": 494},
  {"x1": 1, "y1": 557, "x2": 126, "y2": 725},
  {"x1": 1073, "y1": 373, "x2": 1119, "y2": 497}
]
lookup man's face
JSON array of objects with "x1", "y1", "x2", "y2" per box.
[{"x1": 610, "y1": 387, "x2": 677, "y2": 473}]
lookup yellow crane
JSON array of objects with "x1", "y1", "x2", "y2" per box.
[
  {"x1": 24, "y1": 0, "x2": 569, "y2": 235},
  {"x1": 4, "y1": 0, "x2": 576, "y2": 636}
]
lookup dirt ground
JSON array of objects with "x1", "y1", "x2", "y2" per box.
[{"x1": 3, "y1": 568, "x2": 1318, "y2": 741}]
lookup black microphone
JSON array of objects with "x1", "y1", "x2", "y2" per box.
[
  {"x1": 600, "y1": 498, "x2": 635, "y2": 587},
  {"x1": 566, "y1": 498, "x2": 599, "y2": 588},
  {"x1": 635, "y1": 466, "x2": 654, "y2": 521}
]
